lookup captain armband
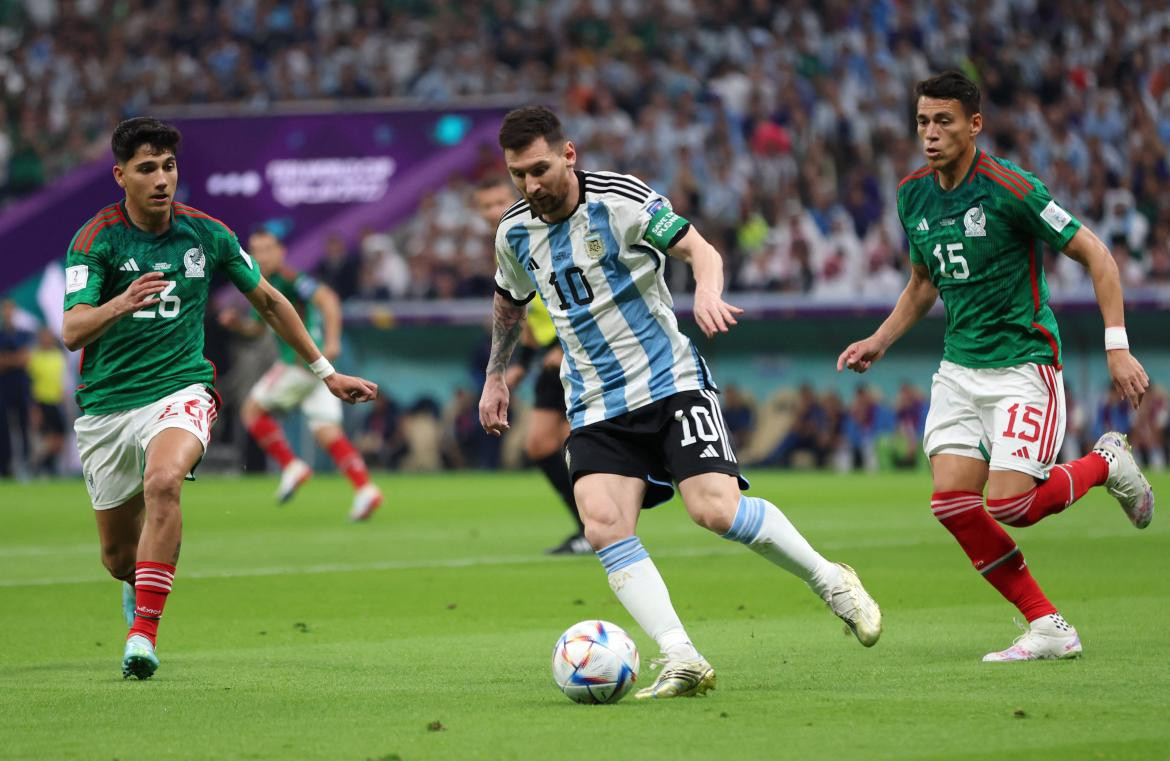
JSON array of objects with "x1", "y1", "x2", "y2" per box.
[{"x1": 642, "y1": 205, "x2": 690, "y2": 251}]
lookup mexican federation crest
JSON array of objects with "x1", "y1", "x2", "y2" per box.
[
  {"x1": 184, "y1": 247, "x2": 206, "y2": 277},
  {"x1": 963, "y1": 206, "x2": 987, "y2": 237}
]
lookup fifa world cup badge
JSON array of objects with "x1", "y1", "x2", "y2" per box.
[
  {"x1": 584, "y1": 232, "x2": 604, "y2": 260},
  {"x1": 184, "y1": 247, "x2": 206, "y2": 277}
]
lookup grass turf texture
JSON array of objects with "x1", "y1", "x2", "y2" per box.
[{"x1": 1, "y1": 470, "x2": 1167, "y2": 761}]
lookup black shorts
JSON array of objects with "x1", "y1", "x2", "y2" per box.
[
  {"x1": 533, "y1": 365, "x2": 566, "y2": 413},
  {"x1": 565, "y1": 389, "x2": 749, "y2": 509},
  {"x1": 37, "y1": 402, "x2": 65, "y2": 435}
]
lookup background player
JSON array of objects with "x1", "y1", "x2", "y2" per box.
[
  {"x1": 471, "y1": 177, "x2": 586, "y2": 554},
  {"x1": 219, "y1": 228, "x2": 383, "y2": 522},
  {"x1": 480, "y1": 106, "x2": 881, "y2": 699},
  {"x1": 838, "y1": 71, "x2": 1154, "y2": 661},
  {"x1": 63, "y1": 117, "x2": 377, "y2": 679}
]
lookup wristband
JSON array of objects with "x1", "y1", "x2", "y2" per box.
[
  {"x1": 1104, "y1": 327, "x2": 1129, "y2": 351},
  {"x1": 309, "y1": 356, "x2": 336, "y2": 379}
]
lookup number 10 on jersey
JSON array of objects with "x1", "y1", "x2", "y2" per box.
[{"x1": 549, "y1": 267, "x2": 595, "y2": 309}]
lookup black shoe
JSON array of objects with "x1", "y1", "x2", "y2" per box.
[{"x1": 545, "y1": 532, "x2": 592, "y2": 555}]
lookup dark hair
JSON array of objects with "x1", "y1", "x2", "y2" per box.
[
  {"x1": 474, "y1": 175, "x2": 512, "y2": 191},
  {"x1": 498, "y1": 106, "x2": 565, "y2": 152},
  {"x1": 111, "y1": 117, "x2": 182, "y2": 164},
  {"x1": 915, "y1": 70, "x2": 981, "y2": 117}
]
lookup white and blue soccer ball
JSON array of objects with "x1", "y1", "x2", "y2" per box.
[{"x1": 551, "y1": 619, "x2": 640, "y2": 704}]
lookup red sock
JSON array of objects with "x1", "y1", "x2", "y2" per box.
[
  {"x1": 986, "y1": 452, "x2": 1108, "y2": 527},
  {"x1": 931, "y1": 491, "x2": 1056, "y2": 621},
  {"x1": 248, "y1": 413, "x2": 296, "y2": 468},
  {"x1": 129, "y1": 561, "x2": 175, "y2": 645},
  {"x1": 326, "y1": 437, "x2": 369, "y2": 489}
]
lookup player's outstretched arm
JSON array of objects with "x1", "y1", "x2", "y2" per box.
[
  {"x1": 667, "y1": 226, "x2": 743, "y2": 338},
  {"x1": 62, "y1": 271, "x2": 168, "y2": 351},
  {"x1": 479, "y1": 291, "x2": 526, "y2": 436},
  {"x1": 244, "y1": 278, "x2": 377, "y2": 403},
  {"x1": 1061, "y1": 225, "x2": 1149, "y2": 408},
  {"x1": 837, "y1": 263, "x2": 937, "y2": 373}
]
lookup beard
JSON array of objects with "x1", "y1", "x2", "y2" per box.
[{"x1": 528, "y1": 189, "x2": 567, "y2": 214}]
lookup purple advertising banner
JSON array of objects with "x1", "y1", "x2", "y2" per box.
[{"x1": 0, "y1": 106, "x2": 509, "y2": 291}]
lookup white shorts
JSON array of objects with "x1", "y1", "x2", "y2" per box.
[
  {"x1": 923, "y1": 360, "x2": 1066, "y2": 479},
  {"x1": 248, "y1": 362, "x2": 342, "y2": 427},
  {"x1": 75, "y1": 384, "x2": 217, "y2": 510}
]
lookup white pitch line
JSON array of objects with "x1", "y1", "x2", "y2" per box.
[
  {"x1": 0, "y1": 524, "x2": 1152, "y2": 589},
  {"x1": 0, "y1": 545, "x2": 745, "y2": 589}
]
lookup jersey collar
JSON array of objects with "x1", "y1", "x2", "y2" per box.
[
  {"x1": 933, "y1": 147, "x2": 981, "y2": 194},
  {"x1": 119, "y1": 199, "x2": 175, "y2": 239}
]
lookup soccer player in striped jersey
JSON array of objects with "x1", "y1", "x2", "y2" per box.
[
  {"x1": 839, "y1": 71, "x2": 1154, "y2": 662},
  {"x1": 471, "y1": 176, "x2": 587, "y2": 554},
  {"x1": 480, "y1": 106, "x2": 882, "y2": 699},
  {"x1": 219, "y1": 228, "x2": 383, "y2": 521},
  {"x1": 63, "y1": 118, "x2": 378, "y2": 679}
]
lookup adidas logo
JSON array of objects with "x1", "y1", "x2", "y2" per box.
[
  {"x1": 916, "y1": 218, "x2": 930, "y2": 231},
  {"x1": 699, "y1": 444, "x2": 719, "y2": 459},
  {"x1": 119, "y1": 259, "x2": 141, "y2": 272},
  {"x1": 1011, "y1": 446, "x2": 1031, "y2": 459},
  {"x1": 525, "y1": 258, "x2": 540, "y2": 271}
]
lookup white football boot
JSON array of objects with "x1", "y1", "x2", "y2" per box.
[
  {"x1": 276, "y1": 459, "x2": 312, "y2": 504},
  {"x1": 121, "y1": 581, "x2": 135, "y2": 627},
  {"x1": 982, "y1": 613, "x2": 1082, "y2": 662},
  {"x1": 1093, "y1": 432, "x2": 1154, "y2": 529},
  {"x1": 348, "y1": 483, "x2": 383, "y2": 522},
  {"x1": 122, "y1": 634, "x2": 159, "y2": 679},
  {"x1": 822, "y1": 563, "x2": 882, "y2": 647},
  {"x1": 634, "y1": 656, "x2": 716, "y2": 699}
]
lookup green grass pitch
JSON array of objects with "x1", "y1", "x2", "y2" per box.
[{"x1": 1, "y1": 469, "x2": 1167, "y2": 760}]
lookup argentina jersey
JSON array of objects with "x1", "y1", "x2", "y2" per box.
[{"x1": 494, "y1": 170, "x2": 715, "y2": 429}]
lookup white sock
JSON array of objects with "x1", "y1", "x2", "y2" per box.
[
  {"x1": 596, "y1": 536, "x2": 700, "y2": 660},
  {"x1": 722, "y1": 495, "x2": 842, "y2": 598}
]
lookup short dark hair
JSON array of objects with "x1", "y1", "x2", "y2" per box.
[
  {"x1": 474, "y1": 175, "x2": 512, "y2": 191},
  {"x1": 111, "y1": 117, "x2": 182, "y2": 164},
  {"x1": 498, "y1": 106, "x2": 565, "y2": 152},
  {"x1": 915, "y1": 70, "x2": 981, "y2": 117}
]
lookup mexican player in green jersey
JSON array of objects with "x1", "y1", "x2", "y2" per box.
[
  {"x1": 218, "y1": 228, "x2": 383, "y2": 521},
  {"x1": 838, "y1": 71, "x2": 1154, "y2": 662},
  {"x1": 62, "y1": 117, "x2": 378, "y2": 680}
]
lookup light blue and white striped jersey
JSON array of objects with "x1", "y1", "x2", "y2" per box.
[{"x1": 494, "y1": 170, "x2": 715, "y2": 429}]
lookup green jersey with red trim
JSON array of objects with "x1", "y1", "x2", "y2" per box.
[
  {"x1": 265, "y1": 268, "x2": 323, "y2": 367},
  {"x1": 897, "y1": 149, "x2": 1082, "y2": 369},
  {"x1": 63, "y1": 201, "x2": 262, "y2": 414}
]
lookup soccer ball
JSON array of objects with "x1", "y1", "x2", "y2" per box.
[{"x1": 551, "y1": 620, "x2": 639, "y2": 704}]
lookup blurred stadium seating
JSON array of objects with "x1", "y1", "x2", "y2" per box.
[{"x1": 1, "y1": 0, "x2": 1168, "y2": 477}]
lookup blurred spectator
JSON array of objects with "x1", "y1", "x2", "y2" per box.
[
  {"x1": 1094, "y1": 388, "x2": 1133, "y2": 440},
  {"x1": 888, "y1": 381, "x2": 928, "y2": 470},
  {"x1": 720, "y1": 384, "x2": 755, "y2": 453},
  {"x1": 26, "y1": 328, "x2": 66, "y2": 476},
  {"x1": 844, "y1": 385, "x2": 895, "y2": 472},
  {"x1": 765, "y1": 384, "x2": 828, "y2": 468},
  {"x1": 356, "y1": 395, "x2": 407, "y2": 470},
  {"x1": 313, "y1": 233, "x2": 359, "y2": 301},
  {"x1": 0, "y1": 300, "x2": 32, "y2": 477},
  {"x1": 1129, "y1": 385, "x2": 1169, "y2": 469}
]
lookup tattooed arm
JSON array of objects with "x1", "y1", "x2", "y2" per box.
[{"x1": 479, "y1": 291, "x2": 527, "y2": 435}]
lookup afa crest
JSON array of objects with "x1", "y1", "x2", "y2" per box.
[
  {"x1": 584, "y1": 232, "x2": 604, "y2": 260},
  {"x1": 184, "y1": 247, "x2": 206, "y2": 278}
]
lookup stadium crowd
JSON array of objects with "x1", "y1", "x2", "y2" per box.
[
  {"x1": 4, "y1": 1, "x2": 1170, "y2": 297},
  {"x1": 3, "y1": 1, "x2": 1170, "y2": 478}
]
